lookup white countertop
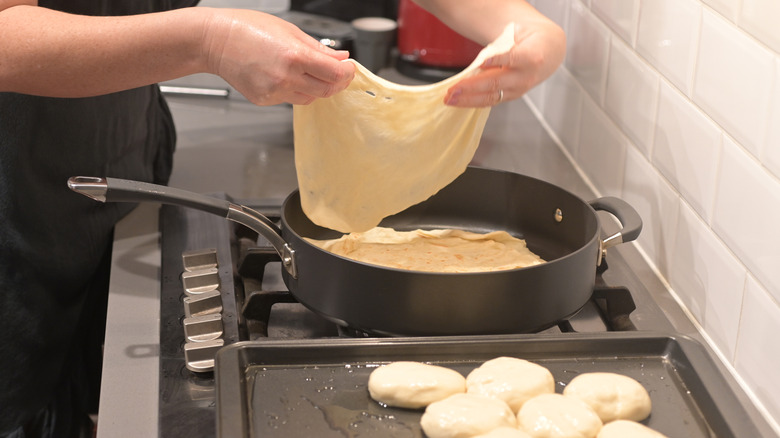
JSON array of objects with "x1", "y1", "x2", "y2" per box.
[{"x1": 98, "y1": 202, "x2": 161, "y2": 438}]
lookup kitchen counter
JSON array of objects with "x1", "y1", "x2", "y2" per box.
[{"x1": 98, "y1": 75, "x2": 776, "y2": 437}]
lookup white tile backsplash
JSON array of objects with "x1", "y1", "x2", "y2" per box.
[
  {"x1": 636, "y1": 0, "x2": 701, "y2": 95},
  {"x1": 701, "y1": 0, "x2": 741, "y2": 22},
  {"x1": 671, "y1": 200, "x2": 746, "y2": 360},
  {"x1": 541, "y1": 68, "x2": 583, "y2": 156},
  {"x1": 577, "y1": 97, "x2": 628, "y2": 196},
  {"x1": 622, "y1": 146, "x2": 680, "y2": 277},
  {"x1": 533, "y1": 0, "x2": 780, "y2": 431},
  {"x1": 590, "y1": 0, "x2": 639, "y2": 45},
  {"x1": 653, "y1": 81, "x2": 721, "y2": 221},
  {"x1": 713, "y1": 137, "x2": 780, "y2": 300},
  {"x1": 605, "y1": 38, "x2": 659, "y2": 156},
  {"x1": 693, "y1": 9, "x2": 774, "y2": 158},
  {"x1": 533, "y1": 0, "x2": 570, "y2": 30},
  {"x1": 735, "y1": 276, "x2": 780, "y2": 423},
  {"x1": 765, "y1": 59, "x2": 780, "y2": 179},
  {"x1": 740, "y1": 0, "x2": 780, "y2": 54},
  {"x1": 566, "y1": 1, "x2": 611, "y2": 104}
]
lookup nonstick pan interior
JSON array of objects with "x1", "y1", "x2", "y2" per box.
[{"x1": 285, "y1": 167, "x2": 599, "y2": 264}]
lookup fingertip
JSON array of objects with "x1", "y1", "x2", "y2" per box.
[
  {"x1": 339, "y1": 60, "x2": 356, "y2": 82},
  {"x1": 332, "y1": 50, "x2": 351, "y2": 60},
  {"x1": 444, "y1": 88, "x2": 462, "y2": 105},
  {"x1": 481, "y1": 55, "x2": 506, "y2": 70}
]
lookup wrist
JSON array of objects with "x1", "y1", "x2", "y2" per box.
[{"x1": 196, "y1": 7, "x2": 235, "y2": 76}]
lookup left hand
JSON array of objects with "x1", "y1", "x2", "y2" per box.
[{"x1": 444, "y1": 20, "x2": 566, "y2": 108}]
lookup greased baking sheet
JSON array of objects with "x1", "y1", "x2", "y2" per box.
[{"x1": 214, "y1": 332, "x2": 759, "y2": 438}]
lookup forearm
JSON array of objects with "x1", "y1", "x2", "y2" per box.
[
  {"x1": 412, "y1": 0, "x2": 554, "y2": 45},
  {"x1": 0, "y1": 5, "x2": 210, "y2": 97}
]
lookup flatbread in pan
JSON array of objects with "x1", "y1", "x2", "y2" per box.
[{"x1": 306, "y1": 227, "x2": 544, "y2": 273}]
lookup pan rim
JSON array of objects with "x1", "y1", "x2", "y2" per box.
[{"x1": 282, "y1": 166, "x2": 603, "y2": 276}]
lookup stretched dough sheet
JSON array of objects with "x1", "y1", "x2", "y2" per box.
[{"x1": 293, "y1": 24, "x2": 516, "y2": 232}]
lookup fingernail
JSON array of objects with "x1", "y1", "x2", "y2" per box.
[{"x1": 446, "y1": 89, "x2": 461, "y2": 105}]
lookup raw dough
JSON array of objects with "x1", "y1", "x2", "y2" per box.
[
  {"x1": 517, "y1": 393, "x2": 603, "y2": 438},
  {"x1": 293, "y1": 25, "x2": 516, "y2": 233},
  {"x1": 562, "y1": 372, "x2": 652, "y2": 423},
  {"x1": 466, "y1": 357, "x2": 555, "y2": 413},
  {"x1": 474, "y1": 427, "x2": 534, "y2": 438},
  {"x1": 367, "y1": 361, "x2": 466, "y2": 409},
  {"x1": 307, "y1": 227, "x2": 544, "y2": 273},
  {"x1": 421, "y1": 393, "x2": 517, "y2": 438},
  {"x1": 597, "y1": 420, "x2": 667, "y2": 438}
]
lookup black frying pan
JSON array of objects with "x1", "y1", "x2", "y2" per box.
[{"x1": 68, "y1": 166, "x2": 641, "y2": 335}]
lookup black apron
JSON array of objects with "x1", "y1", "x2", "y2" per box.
[{"x1": 0, "y1": 0, "x2": 196, "y2": 434}]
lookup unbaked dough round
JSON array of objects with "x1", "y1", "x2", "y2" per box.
[
  {"x1": 368, "y1": 361, "x2": 466, "y2": 409},
  {"x1": 474, "y1": 427, "x2": 534, "y2": 438},
  {"x1": 466, "y1": 356, "x2": 555, "y2": 413},
  {"x1": 420, "y1": 393, "x2": 517, "y2": 438},
  {"x1": 562, "y1": 372, "x2": 651, "y2": 423},
  {"x1": 597, "y1": 420, "x2": 667, "y2": 438},
  {"x1": 517, "y1": 393, "x2": 603, "y2": 438}
]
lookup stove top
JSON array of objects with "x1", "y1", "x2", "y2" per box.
[{"x1": 157, "y1": 197, "x2": 677, "y2": 437}]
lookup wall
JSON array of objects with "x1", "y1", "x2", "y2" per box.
[{"x1": 526, "y1": 0, "x2": 780, "y2": 431}]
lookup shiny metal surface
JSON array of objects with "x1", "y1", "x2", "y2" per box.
[
  {"x1": 183, "y1": 314, "x2": 224, "y2": 342},
  {"x1": 182, "y1": 248, "x2": 218, "y2": 272},
  {"x1": 184, "y1": 339, "x2": 225, "y2": 373},
  {"x1": 67, "y1": 176, "x2": 108, "y2": 202},
  {"x1": 181, "y1": 267, "x2": 220, "y2": 295},
  {"x1": 159, "y1": 85, "x2": 230, "y2": 98},
  {"x1": 226, "y1": 204, "x2": 297, "y2": 277},
  {"x1": 183, "y1": 290, "x2": 223, "y2": 318}
]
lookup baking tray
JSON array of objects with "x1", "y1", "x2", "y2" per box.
[{"x1": 214, "y1": 332, "x2": 760, "y2": 438}]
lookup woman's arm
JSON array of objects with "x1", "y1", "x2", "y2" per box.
[
  {"x1": 414, "y1": 0, "x2": 565, "y2": 107},
  {"x1": 0, "y1": 1, "x2": 355, "y2": 105}
]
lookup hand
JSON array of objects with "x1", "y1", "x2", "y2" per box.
[
  {"x1": 444, "y1": 20, "x2": 565, "y2": 108},
  {"x1": 202, "y1": 8, "x2": 355, "y2": 106}
]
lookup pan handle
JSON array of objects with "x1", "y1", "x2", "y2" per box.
[
  {"x1": 67, "y1": 176, "x2": 298, "y2": 278},
  {"x1": 589, "y1": 197, "x2": 642, "y2": 265}
]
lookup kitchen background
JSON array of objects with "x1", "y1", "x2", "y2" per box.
[
  {"x1": 524, "y1": 0, "x2": 780, "y2": 432},
  {"x1": 158, "y1": 0, "x2": 780, "y2": 433}
]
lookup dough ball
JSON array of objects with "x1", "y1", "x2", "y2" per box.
[
  {"x1": 466, "y1": 356, "x2": 555, "y2": 413},
  {"x1": 517, "y1": 393, "x2": 603, "y2": 438},
  {"x1": 474, "y1": 427, "x2": 534, "y2": 438},
  {"x1": 368, "y1": 361, "x2": 466, "y2": 409},
  {"x1": 597, "y1": 420, "x2": 668, "y2": 438},
  {"x1": 421, "y1": 393, "x2": 517, "y2": 438},
  {"x1": 562, "y1": 372, "x2": 652, "y2": 423}
]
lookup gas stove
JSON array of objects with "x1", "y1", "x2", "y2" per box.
[
  {"x1": 134, "y1": 82, "x2": 780, "y2": 438},
  {"x1": 156, "y1": 194, "x2": 679, "y2": 437}
]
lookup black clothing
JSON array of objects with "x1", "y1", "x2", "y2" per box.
[
  {"x1": 0, "y1": 0, "x2": 196, "y2": 434},
  {"x1": 0, "y1": 87, "x2": 175, "y2": 436}
]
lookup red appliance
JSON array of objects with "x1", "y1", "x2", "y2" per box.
[{"x1": 396, "y1": 0, "x2": 483, "y2": 68}]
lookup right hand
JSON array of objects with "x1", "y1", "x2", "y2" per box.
[{"x1": 202, "y1": 8, "x2": 355, "y2": 106}]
